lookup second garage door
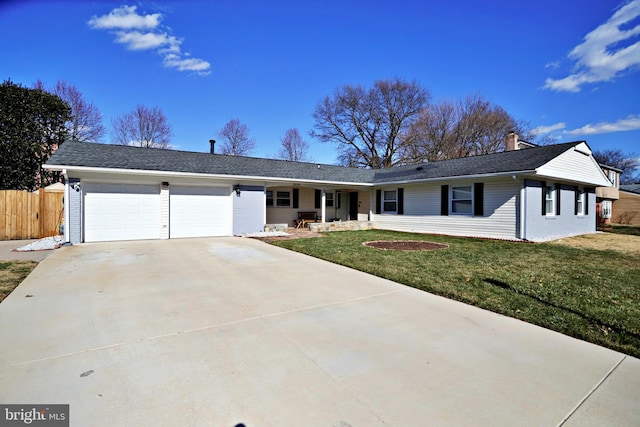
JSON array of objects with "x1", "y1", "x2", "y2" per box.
[{"x1": 170, "y1": 186, "x2": 231, "y2": 238}]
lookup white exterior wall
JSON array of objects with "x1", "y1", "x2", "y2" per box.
[
  {"x1": 159, "y1": 184, "x2": 169, "y2": 239},
  {"x1": 523, "y1": 180, "x2": 596, "y2": 242},
  {"x1": 536, "y1": 143, "x2": 611, "y2": 186},
  {"x1": 373, "y1": 178, "x2": 521, "y2": 240}
]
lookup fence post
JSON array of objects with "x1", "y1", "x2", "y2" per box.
[{"x1": 39, "y1": 188, "x2": 45, "y2": 239}]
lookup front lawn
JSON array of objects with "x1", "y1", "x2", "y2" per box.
[
  {"x1": 271, "y1": 230, "x2": 640, "y2": 358},
  {"x1": 0, "y1": 260, "x2": 38, "y2": 303}
]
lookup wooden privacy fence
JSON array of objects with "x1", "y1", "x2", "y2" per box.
[{"x1": 0, "y1": 189, "x2": 64, "y2": 240}]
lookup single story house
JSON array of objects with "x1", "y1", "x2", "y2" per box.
[{"x1": 44, "y1": 135, "x2": 611, "y2": 244}]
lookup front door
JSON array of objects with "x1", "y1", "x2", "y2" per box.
[{"x1": 349, "y1": 192, "x2": 358, "y2": 220}]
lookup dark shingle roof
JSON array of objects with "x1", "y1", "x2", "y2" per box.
[
  {"x1": 620, "y1": 184, "x2": 640, "y2": 194},
  {"x1": 373, "y1": 142, "x2": 582, "y2": 183},
  {"x1": 46, "y1": 140, "x2": 583, "y2": 184},
  {"x1": 46, "y1": 141, "x2": 376, "y2": 183}
]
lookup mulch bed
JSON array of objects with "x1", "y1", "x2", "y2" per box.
[{"x1": 363, "y1": 240, "x2": 449, "y2": 251}]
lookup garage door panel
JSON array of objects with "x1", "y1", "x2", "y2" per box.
[
  {"x1": 84, "y1": 184, "x2": 160, "y2": 242},
  {"x1": 170, "y1": 186, "x2": 230, "y2": 238}
]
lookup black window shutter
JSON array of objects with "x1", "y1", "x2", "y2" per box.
[
  {"x1": 397, "y1": 188, "x2": 404, "y2": 215},
  {"x1": 440, "y1": 185, "x2": 449, "y2": 216},
  {"x1": 293, "y1": 188, "x2": 299, "y2": 209},
  {"x1": 473, "y1": 183, "x2": 484, "y2": 216},
  {"x1": 585, "y1": 190, "x2": 589, "y2": 215},
  {"x1": 314, "y1": 189, "x2": 321, "y2": 209},
  {"x1": 574, "y1": 186, "x2": 579, "y2": 215},
  {"x1": 541, "y1": 181, "x2": 547, "y2": 216},
  {"x1": 375, "y1": 189, "x2": 381, "y2": 214},
  {"x1": 555, "y1": 183, "x2": 561, "y2": 215}
]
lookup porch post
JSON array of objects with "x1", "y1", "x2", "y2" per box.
[{"x1": 321, "y1": 189, "x2": 326, "y2": 223}]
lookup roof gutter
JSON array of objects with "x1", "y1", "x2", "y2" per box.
[
  {"x1": 43, "y1": 164, "x2": 375, "y2": 187},
  {"x1": 376, "y1": 170, "x2": 538, "y2": 186}
]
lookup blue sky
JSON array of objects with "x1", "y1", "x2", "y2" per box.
[{"x1": 1, "y1": 0, "x2": 639, "y2": 165}]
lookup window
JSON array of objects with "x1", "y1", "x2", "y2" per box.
[
  {"x1": 545, "y1": 186, "x2": 555, "y2": 216},
  {"x1": 451, "y1": 186, "x2": 472, "y2": 214},
  {"x1": 608, "y1": 170, "x2": 617, "y2": 186},
  {"x1": 325, "y1": 192, "x2": 334, "y2": 207},
  {"x1": 266, "y1": 191, "x2": 273, "y2": 207},
  {"x1": 601, "y1": 200, "x2": 612, "y2": 219},
  {"x1": 383, "y1": 190, "x2": 397, "y2": 212},
  {"x1": 576, "y1": 189, "x2": 585, "y2": 215},
  {"x1": 276, "y1": 191, "x2": 291, "y2": 207}
]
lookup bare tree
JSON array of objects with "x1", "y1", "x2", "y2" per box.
[
  {"x1": 111, "y1": 105, "x2": 172, "y2": 148},
  {"x1": 311, "y1": 78, "x2": 431, "y2": 168},
  {"x1": 277, "y1": 128, "x2": 311, "y2": 161},
  {"x1": 217, "y1": 119, "x2": 255, "y2": 155},
  {"x1": 402, "y1": 95, "x2": 533, "y2": 163},
  {"x1": 592, "y1": 149, "x2": 639, "y2": 184},
  {"x1": 33, "y1": 79, "x2": 106, "y2": 142}
]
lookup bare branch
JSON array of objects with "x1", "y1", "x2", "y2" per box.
[
  {"x1": 277, "y1": 128, "x2": 311, "y2": 161},
  {"x1": 217, "y1": 119, "x2": 255, "y2": 155},
  {"x1": 111, "y1": 105, "x2": 172, "y2": 149}
]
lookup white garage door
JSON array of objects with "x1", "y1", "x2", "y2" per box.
[
  {"x1": 170, "y1": 186, "x2": 230, "y2": 238},
  {"x1": 84, "y1": 183, "x2": 161, "y2": 242}
]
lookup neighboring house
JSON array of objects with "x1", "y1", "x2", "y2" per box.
[
  {"x1": 615, "y1": 185, "x2": 640, "y2": 225},
  {"x1": 44, "y1": 135, "x2": 611, "y2": 244},
  {"x1": 595, "y1": 164, "x2": 622, "y2": 225}
]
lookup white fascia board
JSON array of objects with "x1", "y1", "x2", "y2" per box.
[
  {"x1": 43, "y1": 165, "x2": 374, "y2": 188},
  {"x1": 375, "y1": 170, "x2": 537, "y2": 186}
]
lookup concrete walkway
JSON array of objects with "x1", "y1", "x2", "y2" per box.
[
  {"x1": 0, "y1": 237, "x2": 638, "y2": 426},
  {"x1": 0, "y1": 239, "x2": 57, "y2": 262}
]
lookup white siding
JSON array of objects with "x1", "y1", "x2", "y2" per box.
[
  {"x1": 523, "y1": 180, "x2": 596, "y2": 242},
  {"x1": 159, "y1": 184, "x2": 169, "y2": 239},
  {"x1": 537, "y1": 143, "x2": 611, "y2": 186},
  {"x1": 373, "y1": 179, "x2": 520, "y2": 240}
]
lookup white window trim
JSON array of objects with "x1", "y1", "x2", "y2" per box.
[
  {"x1": 275, "y1": 190, "x2": 291, "y2": 207},
  {"x1": 601, "y1": 200, "x2": 612, "y2": 219},
  {"x1": 450, "y1": 185, "x2": 473, "y2": 215},
  {"x1": 608, "y1": 170, "x2": 617, "y2": 187},
  {"x1": 325, "y1": 192, "x2": 334, "y2": 207},
  {"x1": 576, "y1": 189, "x2": 585, "y2": 216},
  {"x1": 383, "y1": 190, "x2": 397, "y2": 213},
  {"x1": 545, "y1": 186, "x2": 555, "y2": 216}
]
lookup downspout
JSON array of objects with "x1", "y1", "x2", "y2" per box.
[
  {"x1": 62, "y1": 169, "x2": 70, "y2": 244},
  {"x1": 520, "y1": 181, "x2": 526, "y2": 241}
]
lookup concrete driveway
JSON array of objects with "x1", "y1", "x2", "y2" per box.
[{"x1": 0, "y1": 237, "x2": 638, "y2": 426}]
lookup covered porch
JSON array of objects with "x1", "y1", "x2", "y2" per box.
[{"x1": 265, "y1": 185, "x2": 372, "y2": 229}]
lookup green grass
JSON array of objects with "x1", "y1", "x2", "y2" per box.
[
  {"x1": 0, "y1": 260, "x2": 38, "y2": 303},
  {"x1": 271, "y1": 230, "x2": 640, "y2": 358},
  {"x1": 598, "y1": 224, "x2": 640, "y2": 236}
]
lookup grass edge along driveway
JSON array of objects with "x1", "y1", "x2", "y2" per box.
[{"x1": 270, "y1": 229, "x2": 640, "y2": 359}]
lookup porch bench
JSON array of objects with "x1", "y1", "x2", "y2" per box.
[{"x1": 296, "y1": 211, "x2": 321, "y2": 228}]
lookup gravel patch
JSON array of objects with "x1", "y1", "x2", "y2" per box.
[{"x1": 13, "y1": 236, "x2": 64, "y2": 252}]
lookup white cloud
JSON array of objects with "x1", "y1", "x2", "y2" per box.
[
  {"x1": 88, "y1": 6, "x2": 161, "y2": 30},
  {"x1": 544, "y1": 0, "x2": 640, "y2": 92},
  {"x1": 164, "y1": 54, "x2": 211, "y2": 75},
  {"x1": 114, "y1": 31, "x2": 180, "y2": 51},
  {"x1": 89, "y1": 6, "x2": 210, "y2": 75},
  {"x1": 533, "y1": 122, "x2": 566, "y2": 134},
  {"x1": 564, "y1": 115, "x2": 640, "y2": 135}
]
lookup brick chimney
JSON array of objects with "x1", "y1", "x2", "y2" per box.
[
  {"x1": 505, "y1": 132, "x2": 519, "y2": 151},
  {"x1": 209, "y1": 139, "x2": 216, "y2": 154}
]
